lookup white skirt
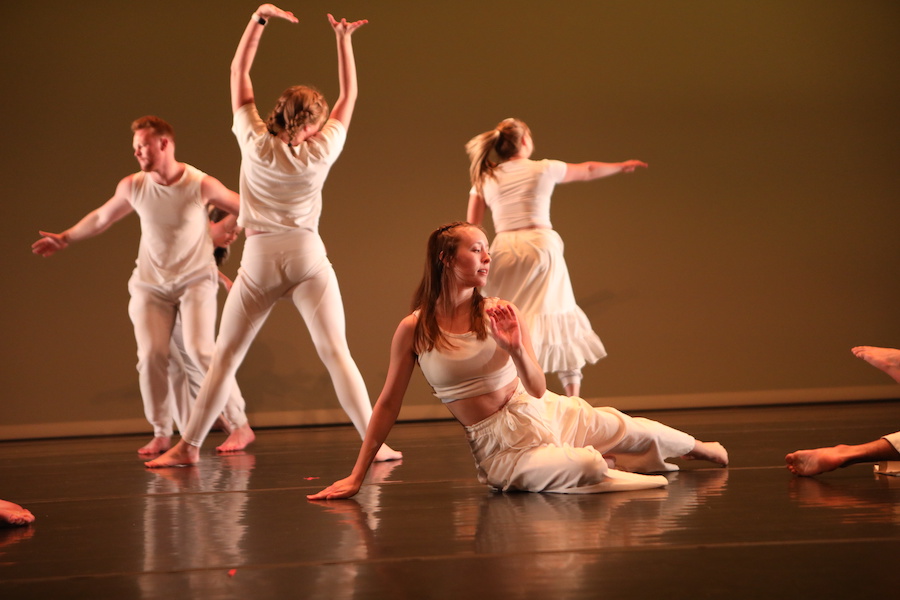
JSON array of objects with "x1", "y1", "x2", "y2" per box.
[{"x1": 484, "y1": 229, "x2": 606, "y2": 373}]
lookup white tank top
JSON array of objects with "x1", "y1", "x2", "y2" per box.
[
  {"x1": 418, "y1": 329, "x2": 518, "y2": 403},
  {"x1": 129, "y1": 164, "x2": 214, "y2": 285}
]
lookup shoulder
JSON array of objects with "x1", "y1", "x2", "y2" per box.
[
  {"x1": 119, "y1": 173, "x2": 139, "y2": 196},
  {"x1": 232, "y1": 104, "x2": 265, "y2": 136},
  {"x1": 182, "y1": 162, "x2": 205, "y2": 175},
  {"x1": 392, "y1": 313, "x2": 419, "y2": 350},
  {"x1": 538, "y1": 159, "x2": 567, "y2": 178},
  {"x1": 312, "y1": 119, "x2": 347, "y2": 146},
  {"x1": 398, "y1": 312, "x2": 419, "y2": 332}
]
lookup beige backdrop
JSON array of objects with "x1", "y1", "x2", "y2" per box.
[{"x1": 4, "y1": 1, "x2": 899, "y2": 440}]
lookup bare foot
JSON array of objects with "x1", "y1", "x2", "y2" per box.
[
  {"x1": 0, "y1": 500, "x2": 35, "y2": 527},
  {"x1": 684, "y1": 441, "x2": 728, "y2": 466},
  {"x1": 785, "y1": 446, "x2": 847, "y2": 476},
  {"x1": 216, "y1": 423, "x2": 256, "y2": 453},
  {"x1": 374, "y1": 443, "x2": 402, "y2": 462},
  {"x1": 851, "y1": 346, "x2": 900, "y2": 383},
  {"x1": 137, "y1": 435, "x2": 171, "y2": 456},
  {"x1": 144, "y1": 440, "x2": 200, "y2": 468}
]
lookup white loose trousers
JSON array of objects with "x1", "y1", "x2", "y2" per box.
[{"x1": 465, "y1": 384, "x2": 694, "y2": 493}]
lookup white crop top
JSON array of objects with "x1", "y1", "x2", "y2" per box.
[
  {"x1": 417, "y1": 329, "x2": 518, "y2": 403},
  {"x1": 471, "y1": 159, "x2": 567, "y2": 232}
]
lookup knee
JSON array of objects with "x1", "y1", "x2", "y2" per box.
[
  {"x1": 314, "y1": 340, "x2": 352, "y2": 368},
  {"x1": 136, "y1": 345, "x2": 169, "y2": 373},
  {"x1": 183, "y1": 342, "x2": 214, "y2": 371}
]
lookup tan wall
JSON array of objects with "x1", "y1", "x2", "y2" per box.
[{"x1": 4, "y1": 1, "x2": 899, "y2": 440}]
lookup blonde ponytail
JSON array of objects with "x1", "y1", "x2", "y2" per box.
[{"x1": 465, "y1": 118, "x2": 531, "y2": 194}]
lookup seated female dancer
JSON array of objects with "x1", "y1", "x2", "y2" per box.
[{"x1": 309, "y1": 222, "x2": 727, "y2": 499}]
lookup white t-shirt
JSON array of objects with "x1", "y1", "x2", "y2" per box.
[
  {"x1": 129, "y1": 164, "x2": 214, "y2": 286},
  {"x1": 232, "y1": 103, "x2": 347, "y2": 233},
  {"x1": 474, "y1": 159, "x2": 567, "y2": 232}
]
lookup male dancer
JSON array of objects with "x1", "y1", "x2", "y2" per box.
[{"x1": 32, "y1": 116, "x2": 254, "y2": 455}]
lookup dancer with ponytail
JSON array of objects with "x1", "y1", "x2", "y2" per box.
[{"x1": 466, "y1": 118, "x2": 647, "y2": 397}]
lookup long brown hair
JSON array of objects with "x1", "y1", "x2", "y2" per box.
[
  {"x1": 411, "y1": 222, "x2": 488, "y2": 354},
  {"x1": 465, "y1": 118, "x2": 531, "y2": 195}
]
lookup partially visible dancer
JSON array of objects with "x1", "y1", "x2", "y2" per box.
[
  {"x1": 32, "y1": 116, "x2": 251, "y2": 455},
  {"x1": 850, "y1": 346, "x2": 900, "y2": 383},
  {"x1": 785, "y1": 346, "x2": 900, "y2": 476},
  {"x1": 786, "y1": 433, "x2": 900, "y2": 477},
  {"x1": 166, "y1": 208, "x2": 245, "y2": 443},
  {"x1": 0, "y1": 500, "x2": 34, "y2": 527},
  {"x1": 309, "y1": 223, "x2": 727, "y2": 500},
  {"x1": 147, "y1": 5, "x2": 400, "y2": 467},
  {"x1": 466, "y1": 118, "x2": 648, "y2": 397}
]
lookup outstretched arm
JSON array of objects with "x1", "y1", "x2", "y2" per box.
[
  {"x1": 467, "y1": 192, "x2": 486, "y2": 226},
  {"x1": 561, "y1": 160, "x2": 648, "y2": 183},
  {"x1": 327, "y1": 14, "x2": 368, "y2": 128},
  {"x1": 308, "y1": 315, "x2": 416, "y2": 500},
  {"x1": 31, "y1": 176, "x2": 135, "y2": 257},
  {"x1": 486, "y1": 301, "x2": 546, "y2": 398},
  {"x1": 231, "y1": 4, "x2": 299, "y2": 113}
]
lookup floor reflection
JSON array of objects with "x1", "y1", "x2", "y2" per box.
[
  {"x1": 444, "y1": 469, "x2": 731, "y2": 597},
  {"x1": 788, "y1": 471, "x2": 900, "y2": 525},
  {"x1": 0, "y1": 523, "x2": 35, "y2": 563},
  {"x1": 306, "y1": 460, "x2": 402, "y2": 600},
  {"x1": 452, "y1": 468, "x2": 730, "y2": 550},
  {"x1": 141, "y1": 453, "x2": 255, "y2": 598}
]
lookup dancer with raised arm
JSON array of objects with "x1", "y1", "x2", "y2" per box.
[
  {"x1": 31, "y1": 116, "x2": 252, "y2": 455},
  {"x1": 147, "y1": 5, "x2": 400, "y2": 468},
  {"x1": 785, "y1": 346, "x2": 900, "y2": 476},
  {"x1": 466, "y1": 118, "x2": 647, "y2": 397},
  {"x1": 309, "y1": 223, "x2": 726, "y2": 500}
]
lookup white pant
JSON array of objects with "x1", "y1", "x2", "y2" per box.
[
  {"x1": 465, "y1": 384, "x2": 694, "y2": 493},
  {"x1": 167, "y1": 312, "x2": 247, "y2": 434},
  {"x1": 128, "y1": 267, "x2": 248, "y2": 438},
  {"x1": 181, "y1": 229, "x2": 373, "y2": 446}
]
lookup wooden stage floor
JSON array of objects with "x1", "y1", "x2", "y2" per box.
[{"x1": 2, "y1": 399, "x2": 898, "y2": 599}]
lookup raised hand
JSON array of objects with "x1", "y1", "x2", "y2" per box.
[
  {"x1": 256, "y1": 4, "x2": 299, "y2": 23},
  {"x1": 486, "y1": 302, "x2": 523, "y2": 354},
  {"x1": 31, "y1": 231, "x2": 68, "y2": 257},
  {"x1": 328, "y1": 13, "x2": 368, "y2": 35}
]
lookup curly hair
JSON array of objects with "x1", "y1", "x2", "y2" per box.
[{"x1": 265, "y1": 85, "x2": 329, "y2": 140}]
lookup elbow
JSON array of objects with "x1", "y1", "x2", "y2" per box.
[{"x1": 525, "y1": 375, "x2": 547, "y2": 399}]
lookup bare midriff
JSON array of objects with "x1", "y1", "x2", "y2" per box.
[{"x1": 444, "y1": 378, "x2": 520, "y2": 427}]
